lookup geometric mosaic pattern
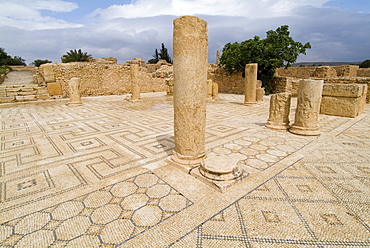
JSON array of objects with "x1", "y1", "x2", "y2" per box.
[
  {"x1": 170, "y1": 160, "x2": 370, "y2": 247},
  {"x1": 1, "y1": 93, "x2": 369, "y2": 247},
  {"x1": 0, "y1": 172, "x2": 192, "y2": 247}
]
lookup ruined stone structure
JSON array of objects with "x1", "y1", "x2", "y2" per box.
[
  {"x1": 266, "y1": 92, "x2": 291, "y2": 130},
  {"x1": 207, "y1": 79, "x2": 213, "y2": 99},
  {"x1": 289, "y1": 79, "x2": 324, "y2": 136},
  {"x1": 166, "y1": 78, "x2": 174, "y2": 96},
  {"x1": 171, "y1": 16, "x2": 208, "y2": 167},
  {"x1": 0, "y1": 85, "x2": 50, "y2": 103},
  {"x1": 36, "y1": 60, "x2": 169, "y2": 98},
  {"x1": 207, "y1": 64, "x2": 245, "y2": 94},
  {"x1": 244, "y1": 63, "x2": 258, "y2": 105},
  {"x1": 212, "y1": 80, "x2": 219, "y2": 100},
  {"x1": 67, "y1": 77, "x2": 82, "y2": 106},
  {"x1": 320, "y1": 83, "x2": 368, "y2": 117},
  {"x1": 216, "y1": 50, "x2": 220, "y2": 64},
  {"x1": 129, "y1": 63, "x2": 142, "y2": 102},
  {"x1": 256, "y1": 80, "x2": 265, "y2": 102},
  {"x1": 274, "y1": 65, "x2": 370, "y2": 102}
]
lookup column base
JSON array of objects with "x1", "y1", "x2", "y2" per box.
[
  {"x1": 265, "y1": 120, "x2": 289, "y2": 130},
  {"x1": 289, "y1": 125, "x2": 321, "y2": 136},
  {"x1": 169, "y1": 150, "x2": 206, "y2": 170},
  {"x1": 67, "y1": 102, "x2": 83, "y2": 107},
  {"x1": 125, "y1": 95, "x2": 143, "y2": 102},
  {"x1": 244, "y1": 101, "x2": 257, "y2": 106},
  {"x1": 199, "y1": 155, "x2": 244, "y2": 181},
  {"x1": 167, "y1": 153, "x2": 249, "y2": 192}
]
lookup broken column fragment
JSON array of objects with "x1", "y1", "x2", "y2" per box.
[
  {"x1": 266, "y1": 92, "x2": 291, "y2": 130},
  {"x1": 289, "y1": 79, "x2": 323, "y2": 136}
]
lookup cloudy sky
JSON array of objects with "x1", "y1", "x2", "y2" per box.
[{"x1": 0, "y1": 0, "x2": 369, "y2": 64}]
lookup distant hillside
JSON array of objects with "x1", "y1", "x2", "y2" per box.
[{"x1": 291, "y1": 62, "x2": 361, "y2": 67}]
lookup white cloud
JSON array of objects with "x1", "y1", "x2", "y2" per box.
[
  {"x1": 0, "y1": 0, "x2": 81, "y2": 30},
  {"x1": 1, "y1": 0, "x2": 368, "y2": 64},
  {"x1": 90, "y1": 0, "x2": 329, "y2": 19}
]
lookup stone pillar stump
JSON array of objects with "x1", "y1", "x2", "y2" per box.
[
  {"x1": 129, "y1": 63, "x2": 142, "y2": 102},
  {"x1": 244, "y1": 63, "x2": 258, "y2": 105},
  {"x1": 166, "y1": 79, "x2": 174, "y2": 96},
  {"x1": 67, "y1": 77, "x2": 82, "y2": 106},
  {"x1": 266, "y1": 93, "x2": 291, "y2": 130},
  {"x1": 289, "y1": 79, "x2": 324, "y2": 136},
  {"x1": 212, "y1": 81, "x2": 219, "y2": 100},
  {"x1": 207, "y1": 79, "x2": 213, "y2": 99}
]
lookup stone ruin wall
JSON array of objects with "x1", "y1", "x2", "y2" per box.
[
  {"x1": 207, "y1": 64, "x2": 244, "y2": 94},
  {"x1": 37, "y1": 58, "x2": 171, "y2": 98},
  {"x1": 36, "y1": 59, "x2": 243, "y2": 98},
  {"x1": 6, "y1": 60, "x2": 370, "y2": 103},
  {"x1": 273, "y1": 65, "x2": 370, "y2": 102}
]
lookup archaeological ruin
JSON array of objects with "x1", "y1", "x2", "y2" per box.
[{"x1": 1, "y1": 14, "x2": 370, "y2": 247}]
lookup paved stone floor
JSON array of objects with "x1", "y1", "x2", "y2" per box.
[{"x1": 0, "y1": 92, "x2": 369, "y2": 247}]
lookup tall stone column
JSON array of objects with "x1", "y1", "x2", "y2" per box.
[
  {"x1": 289, "y1": 79, "x2": 324, "y2": 136},
  {"x1": 244, "y1": 63, "x2": 258, "y2": 105},
  {"x1": 67, "y1": 77, "x2": 82, "y2": 106},
  {"x1": 266, "y1": 93, "x2": 291, "y2": 130},
  {"x1": 129, "y1": 63, "x2": 141, "y2": 102},
  {"x1": 216, "y1": 50, "x2": 220, "y2": 64},
  {"x1": 172, "y1": 16, "x2": 208, "y2": 166}
]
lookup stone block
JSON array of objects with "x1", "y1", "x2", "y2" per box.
[
  {"x1": 47, "y1": 82, "x2": 62, "y2": 95},
  {"x1": 15, "y1": 96, "x2": 25, "y2": 101},
  {"x1": 21, "y1": 87, "x2": 35, "y2": 92},
  {"x1": 42, "y1": 64, "x2": 55, "y2": 83},
  {"x1": 256, "y1": 88, "x2": 265, "y2": 102},
  {"x1": 6, "y1": 92, "x2": 18, "y2": 96},
  {"x1": 320, "y1": 84, "x2": 367, "y2": 118},
  {"x1": 320, "y1": 96, "x2": 365, "y2": 118},
  {"x1": 36, "y1": 94, "x2": 51, "y2": 100},
  {"x1": 322, "y1": 84, "x2": 365, "y2": 98},
  {"x1": 314, "y1": 66, "x2": 337, "y2": 78},
  {"x1": 37, "y1": 89, "x2": 49, "y2": 95},
  {"x1": 0, "y1": 88, "x2": 7, "y2": 97},
  {"x1": 6, "y1": 88, "x2": 21, "y2": 92},
  {"x1": 18, "y1": 91, "x2": 37, "y2": 96},
  {"x1": 0, "y1": 96, "x2": 15, "y2": 103},
  {"x1": 23, "y1": 95, "x2": 37, "y2": 101}
]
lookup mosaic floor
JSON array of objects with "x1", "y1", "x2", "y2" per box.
[{"x1": 1, "y1": 93, "x2": 369, "y2": 247}]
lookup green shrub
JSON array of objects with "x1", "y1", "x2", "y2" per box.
[{"x1": 0, "y1": 65, "x2": 12, "y2": 75}]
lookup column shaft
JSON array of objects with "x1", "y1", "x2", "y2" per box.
[
  {"x1": 244, "y1": 63, "x2": 257, "y2": 105},
  {"x1": 130, "y1": 63, "x2": 141, "y2": 101},
  {"x1": 68, "y1": 77, "x2": 82, "y2": 106},
  {"x1": 172, "y1": 16, "x2": 208, "y2": 165},
  {"x1": 289, "y1": 79, "x2": 323, "y2": 135}
]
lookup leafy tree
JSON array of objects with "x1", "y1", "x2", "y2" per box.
[
  {"x1": 31, "y1": 59, "x2": 52, "y2": 67},
  {"x1": 220, "y1": 25, "x2": 311, "y2": 93},
  {"x1": 359, "y1": 59, "x2": 370, "y2": 68},
  {"x1": 0, "y1": 47, "x2": 26, "y2": 66},
  {"x1": 148, "y1": 43, "x2": 172, "y2": 64},
  {"x1": 61, "y1": 49, "x2": 92, "y2": 63}
]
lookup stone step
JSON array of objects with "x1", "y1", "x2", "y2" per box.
[{"x1": 0, "y1": 85, "x2": 51, "y2": 104}]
